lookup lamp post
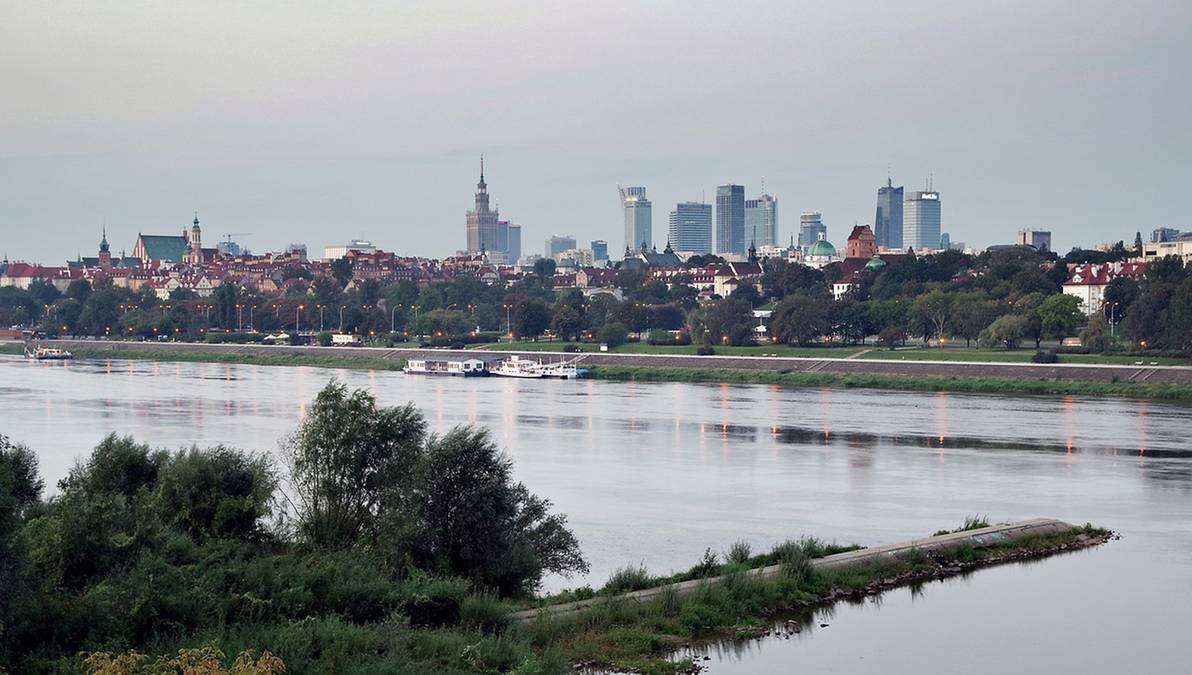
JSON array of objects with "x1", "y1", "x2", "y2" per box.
[
  {"x1": 236, "y1": 303, "x2": 243, "y2": 331},
  {"x1": 1106, "y1": 301, "x2": 1119, "y2": 339},
  {"x1": 296, "y1": 304, "x2": 304, "y2": 333},
  {"x1": 391, "y1": 305, "x2": 399, "y2": 333},
  {"x1": 316, "y1": 305, "x2": 325, "y2": 332},
  {"x1": 339, "y1": 306, "x2": 346, "y2": 333},
  {"x1": 503, "y1": 303, "x2": 512, "y2": 337}
]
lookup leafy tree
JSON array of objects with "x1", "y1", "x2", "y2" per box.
[
  {"x1": 64, "y1": 279, "x2": 91, "y2": 303},
  {"x1": 597, "y1": 322, "x2": 628, "y2": 347},
  {"x1": 511, "y1": 299, "x2": 550, "y2": 339},
  {"x1": 60, "y1": 434, "x2": 167, "y2": 498},
  {"x1": 532, "y1": 258, "x2": 556, "y2": 279},
  {"x1": 728, "y1": 283, "x2": 762, "y2": 308},
  {"x1": 1164, "y1": 277, "x2": 1192, "y2": 352},
  {"x1": 649, "y1": 303, "x2": 685, "y2": 331},
  {"x1": 282, "y1": 381, "x2": 426, "y2": 549},
  {"x1": 980, "y1": 314, "x2": 1028, "y2": 350},
  {"x1": 615, "y1": 268, "x2": 645, "y2": 291},
  {"x1": 550, "y1": 305, "x2": 582, "y2": 341},
  {"x1": 330, "y1": 258, "x2": 354, "y2": 287},
  {"x1": 0, "y1": 436, "x2": 43, "y2": 511},
  {"x1": 612, "y1": 302, "x2": 651, "y2": 334},
  {"x1": 156, "y1": 446, "x2": 275, "y2": 541},
  {"x1": 1037, "y1": 294, "x2": 1083, "y2": 340},
  {"x1": 213, "y1": 282, "x2": 239, "y2": 328},
  {"x1": 1080, "y1": 313, "x2": 1112, "y2": 353},
  {"x1": 311, "y1": 276, "x2": 340, "y2": 306},
  {"x1": 833, "y1": 299, "x2": 870, "y2": 344},
  {"x1": 691, "y1": 298, "x2": 754, "y2": 346},
  {"x1": 414, "y1": 427, "x2": 587, "y2": 595},
  {"x1": 770, "y1": 295, "x2": 831, "y2": 346},
  {"x1": 878, "y1": 325, "x2": 907, "y2": 349},
  {"x1": 910, "y1": 289, "x2": 952, "y2": 342},
  {"x1": 950, "y1": 294, "x2": 997, "y2": 347}
]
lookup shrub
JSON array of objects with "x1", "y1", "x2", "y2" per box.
[
  {"x1": 316, "y1": 331, "x2": 333, "y2": 347},
  {"x1": 401, "y1": 574, "x2": 470, "y2": 628},
  {"x1": 598, "y1": 322, "x2": 628, "y2": 348},
  {"x1": 696, "y1": 345, "x2": 715, "y2": 356},
  {"x1": 562, "y1": 343, "x2": 581, "y2": 353},
  {"x1": 1031, "y1": 350, "x2": 1059, "y2": 363},
  {"x1": 690, "y1": 548, "x2": 719, "y2": 578},
  {"x1": 878, "y1": 326, "x2": 906, "y2": 349},
  {"x1": 604, "y1": 564, "x2": 653, "y2": 594},
  {"x1": 460, "y1": 593, "x2": 513, "y2": 634},
  {"x1": 726, "y1": 540, "x2": 752, "y2": 565}
]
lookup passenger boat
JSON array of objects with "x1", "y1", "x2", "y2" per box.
[
  {"x1": 24, "y1": 345, "x2": 73, "y2": 360},
  {"x1": 403, "y1": 358, "x2": 488, "y2": 376},
  {"x1": 489, "y1": 355, "x2": 585, "y2": 379}
]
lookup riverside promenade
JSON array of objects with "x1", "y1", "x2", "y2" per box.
[{"x1": 17, "y1": 338, "x2": 1192, "y2": 385}]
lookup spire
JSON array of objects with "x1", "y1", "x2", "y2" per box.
[
  {"x1": 193, "y1": 211, "x2": 200, "y2": 227},
  {"x1": 477, "y1": 155, "x2": 487, "y2": 192}
]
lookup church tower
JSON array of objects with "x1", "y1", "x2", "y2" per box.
[
  {"x1": 189, "y1": 213, "x2": 202, "y2": 263},
  {"x1": 98, "y1": 226, "x2": 112, "y2": 268}
]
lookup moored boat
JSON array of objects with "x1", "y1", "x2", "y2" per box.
[
  {"x1": 403, "y1": 358, "x2": 488, "y2": 376},
  {"x1": 25, "y1": 345, "x2": 73, "y2": 361}
]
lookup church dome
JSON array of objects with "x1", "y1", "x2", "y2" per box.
[
  {"x1": 865, "y1": 256, "x2": 886, "y2": 269},
  {"x1": 808, "y1": 238, "x2": 836, "y2": 257}
]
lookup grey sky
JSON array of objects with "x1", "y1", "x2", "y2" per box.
[{"x1": 2, "y1": 0, "x2": 1190, "y2": 263}]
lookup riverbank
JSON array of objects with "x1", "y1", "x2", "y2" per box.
[{"x1": 8, "y1": 340, "x2": 1192, "y2": 400}]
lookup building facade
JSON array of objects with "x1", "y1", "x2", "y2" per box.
[
  {"x1": 620, "y1": 186, "x2": 652, "y2": 251},
  {"x1": 668, "y1": 201, "x2": 713, "y2": 254},
  {"x1": 590, "y1": 240, "x2": 609, "y2": 263},
  {"x1": 546, "y1": 235, "x2": 577, "y2": 259},
  {"x1": 1016, "y1": 229, "x2": 1052, "y2": 252},
  {"x1": 745, "y1": 193, "x2": 778, "y2": 248},
  {"x1": 845, "y1": 225, "x2": 877, "y2": 259},
  {"x1": 798, "y1": 212, "x2": 827, "y2": 248},
  {"x1": 874, "y1": 178, "x2": 904, "y2": 250},
  {"x1": 904, "y1": 190, "x2": 941, "y2": 250},
  {"x1": 715, "y1": 184, "x2": 745, "y2": 256},
  {"x1": 466, "y1": 159, "x2": 500, "y2": 254}
]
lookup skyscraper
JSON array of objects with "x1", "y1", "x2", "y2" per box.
[
  {"x1": 506, "y1": 224, "x2": 521, "y2": 263},
  {"x1": 745, "y1": 193, "x2": 778, "y2": 248},
  {"x1": 798, "y1": 212, "x2": 826, "y2": 248},
  {"x1": 874, "y1": 177, "x2": 904, "y2": 250},
  {"x1": 545, "y1": 234, "x2": 577, "y2": 259},
  {"x1": 590, "y1": 240, "x2": 609, "y2": 263},
  {"x1": 465, "y1": 158, "x2": 500, "y2": 254},
  {"x1": 904, "y1": 186, "x2": 942, "y2": 250},
  {"x1": 620, "y1": 186, "x2": 652, "y2": 251},
  {"x1": 668, "y1": 202, "x2": 713, "y2": 254},
  {"x1": 715, "y1": 184, "x2": 745, "y2": 255}
]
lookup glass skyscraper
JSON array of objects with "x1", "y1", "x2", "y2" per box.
[
  {"x1": 668, "y1": 202, "x2": 713, "y2": 254},
  {"x1": 620, "y1": 186, "x2": 652, "y2": 251},
  {"x1": 874, "y1": 178, "x2": 903, "y2": 250},
  {"x1": 715, "y1": 184, "x2": 745, "y2": 255},
  {"x1": 798, "y1": 212, "x2": 826, "y2": 248},
  {"x1": 745, "y1": 194, "x2": 777, "y2": 248},
  {"x1": 904, "y1": 190, "x2": 941, "y2": 250}
]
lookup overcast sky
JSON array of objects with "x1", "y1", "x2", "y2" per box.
[{"x1": 2, "y1": 0, "x2": 1190, "y2": 263}]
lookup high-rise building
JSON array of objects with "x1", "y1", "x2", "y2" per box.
[
  {"x1": 798, "y1": 212, "x2": 826, "y2": 248},
  {"x1": 745, "y1": 193, "x2": 778, "y2": 248},
  {"x1": 506, "y1": 224, "x2": 521, "y2": 263},
  {"x1": 940, "y1": 232, "x2": 951, "y2": 250},
  {"x1": 620, "y1": 186, "x2": 652, "y2": 251},
  {"x1": 591, "y1": 240, "x2": 609, "y2": 262},
  {"x1": 466, "y1": 158, "x2": 500, "y2": 254},
  {"x1": 1016, "y1": 229, "x2": 1052, "y2": 252},
  {"x1": 715, "y1": 184, "x2": 746, "y2": 255},
  {"x1": 874, "y1": 178, "x2": 904, "y2": 250},
  {"x1": 904, "y1": 187, "x2": 942, "y2": 250},
  {"x1": 546, "y1": 234, "x2": 577, "y2": 259},
  {"x1": 668, "y1": 202, "x2": 713, "y2": 254},
  {"x1": 1152, "y1": 227, "x2": 1181, "y2": 243}
]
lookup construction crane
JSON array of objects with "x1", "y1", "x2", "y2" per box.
[{"x1": 222, "y1": 233, "x2": 252, "y2": 243}]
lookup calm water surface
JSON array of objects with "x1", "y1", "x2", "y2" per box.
[{"x1": 2, "y1": 355, "x2": 1189, "y2": 674}]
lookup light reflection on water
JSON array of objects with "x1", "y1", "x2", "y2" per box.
[{"x1": 2, "y1": 355, "x2": 1191, "y2": 674}]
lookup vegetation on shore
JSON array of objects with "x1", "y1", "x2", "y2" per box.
[
  {"x1": 0, "y1": 342, "x2": 407, "y2": 372},
  {"x1": 584, "y1": 364, "x2": 1192, "y2": 401}
]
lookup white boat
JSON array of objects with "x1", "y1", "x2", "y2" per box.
[
  {"x1": 404, "y1": 358, "x2": 488, "y2": 376},
  {"x1": 490, "y1": 355, "x2": 586, "y2": 379},
  {"x1": 25, "y1": 345, "x2": 73, "y2": 360}
]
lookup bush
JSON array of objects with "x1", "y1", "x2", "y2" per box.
[
  {"x1": 726, "y1": 540, "x2": 752, "y2": 565},
  {"x1": 562, "y1": 343, "x2": 581, "y2": 353},
  {"x1": 696, "y1": 345, "x2": 715, "y2": 356},
  {"x1": 1031, "y1": 350, "x2": 1059, "y2": 363},
  {"x1": 878, "y1": 326, "x2": 906, "y2": 349},
  {"x1": 646, "y1": 330, "x2": 691, "y2": 346},
  {"x1": 460, "y1": 593, "x2": 513, "y2": 634},
  {"x1": 316, "y1": 331, "x2": 333, "y2": 347},
  {"x1": 604, "y1": 564, "x2": 654, "y2": 594},
  {"x1": 401, "y1": 574, "x2": 470, "y2": 628}
]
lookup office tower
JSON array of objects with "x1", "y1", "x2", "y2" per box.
[
  {"x1": 668, "y1": 202, "x2": 713, "y2": 254},
  {"x1": 506, "y1": 224, "x2": 521, "y2": 263},
  {"x1": 904, "y1": 185, "x2": 942, "y2": 250},
  {"x1": 619, "y1": 186, "x2": 652, "y2": 251},
  {"x1": 745, "y1": 193, "x2": 778, "y2": 248},
  {"x1": 798, "y1": 212, "x2": 827, "y2": 248},
  {"x1": 875, "y1": 177, "x2": 904, "y2": 250},
  {"x1": 1016, "y1": 229, "x2": 1052, "y2": 252},
  {"x1": 715, "y1": 184, "x2": 746, "y2": 255},
  {"x1": 591, "y1": 240, "x2": 609, "y2": 262},
  {"x1": 940, "y1": 232, "x2": 951, "y2": 250},
  {"x1": 1152, "y1": 227, "x2": 1181, "y2": 243},
  {"x1": 465, "y1": 158, "x2": 500, "y2": 253},
  {"x1": 546, "y1": 234, "x2": 577, "y2": 259}
]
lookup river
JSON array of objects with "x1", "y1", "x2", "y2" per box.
[{"x1": 2, "y1": 355, "x2": 1189, "y2": 673}]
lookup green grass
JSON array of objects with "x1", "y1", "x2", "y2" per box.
[
  {"x1": 0, "y1": 343, "x2": 406, "y2": 372},
  {"x1": 862, "y1": 346, "x2": 1190, "y2": 366},
  {"x1": 584, "y1": 364, "x2": 1192, "y2": 401}
]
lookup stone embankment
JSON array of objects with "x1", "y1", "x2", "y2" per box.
[{"x1": 18, "y1": 339, "x2": 1192, "y2": 385}]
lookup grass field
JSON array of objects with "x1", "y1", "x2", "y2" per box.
[
  {"x1": 0, "y1": 343, "x2": 406, "y2": 372},
  {"x1": 860, "y1": 346, "x2": 1190, "y2": 366},
  {"x1": 476, "y1": 341, "x2": 869, "y2": 358}
]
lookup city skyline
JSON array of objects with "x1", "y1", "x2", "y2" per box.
[{"x1": 3, "y1": 2, "x2": 1190, "y2": 262}]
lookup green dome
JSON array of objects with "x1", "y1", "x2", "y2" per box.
[
  {"x1": 865, "y1": 256, "x2": 886, "y2": 269},
  {"x1": 808, "y1": 238, "x2": 836, "y2": 257}
]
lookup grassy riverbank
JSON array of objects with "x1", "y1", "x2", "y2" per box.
[
  {"x1": 584, "y1": 364, "x2": 1192, "y2": 401},
  {"x1": 0, "y1": 343, "x2": 407, "y2": 371},
  {"x1": 518, "y1": 524, "x2": 1109, "y2": 674}
]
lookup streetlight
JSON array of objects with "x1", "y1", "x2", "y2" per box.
[
  {"x1": 316, "y1": 304, "x2": 325, "y2": 332},
  {"x1": 236, "y1": 303, "x2": 243, "y2": 331},
  {"x1": 296, "y1": 304, "x2": 304, "y2": 333},
  {"x1": 339, "y1": 305, "x2": 346, "y2": 333},
  {"x1": 391, "y1": 305, "x2": 399, "y2": 333}
]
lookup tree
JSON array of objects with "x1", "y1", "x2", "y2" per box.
[
  {"x1": 1037, "y1": 294, "x2": 1083, "y2": 340},
  {"x1": 550, "y1": 305, "x2": 582, "y2": 341},
  {"x1": 950, "y1": 294, "x2": 997, "y2": 347},
  {"x1": 910, "y1": 289, "x2": 952, "y2": 342},
  {"x1": 1080, "y1": 313, "x2": 1112, "y2": 353},
  {"x1": 980, "y1": 314, "x2": 1028, "y2": 350},
  {"x1": 282, "y1": 381, "x2": 426, "y2": 549},
  {"x1": 770, "y1": 295, "x2": 830, "y2": 346},
  {"x1": 649, "y1": 303, "x2": 685, "y2": 331},
  {"x1": 511, "y1": 299, "x2": 550, "y2": 339},
  {"x1": 612, "y1": 302, "x2": 651, "y2": 334},
  {"x1": 597, "y1": 322, "x2": 628, "y2": 347},
  {"x1": 692, "y1": 298, "x2": 754, "y2": 346},
  {"x1": 1164, "y1": 277, "x2": 1192, "y2": 352},
  {"x1": 156, "y1": 446, "x2": 275, "y2": 541},
  {"x1": 0, "y1": 436, "x2": 43, "y2": 510},
  {"x1": 532, "y1": 258, "x2": 556, "y2": 279},
  {"x1": 414, "y1": 427, "x2": 587, "y2": 595},
  {"x1": 64, "y1": 279, "x2": 91, "y2": 303},
  {"x1": 833, "y1": 299, "x2": 871, "y2": 344},
  {"x1": 330, "y1": 258, "x2": 354, "y2": 287},
  {"x1": 311, "y1": 276, "x2": 340, "y2": 306},
  {"x1": 213, "y1": 283, "x2": 239, "y2": 328}
]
